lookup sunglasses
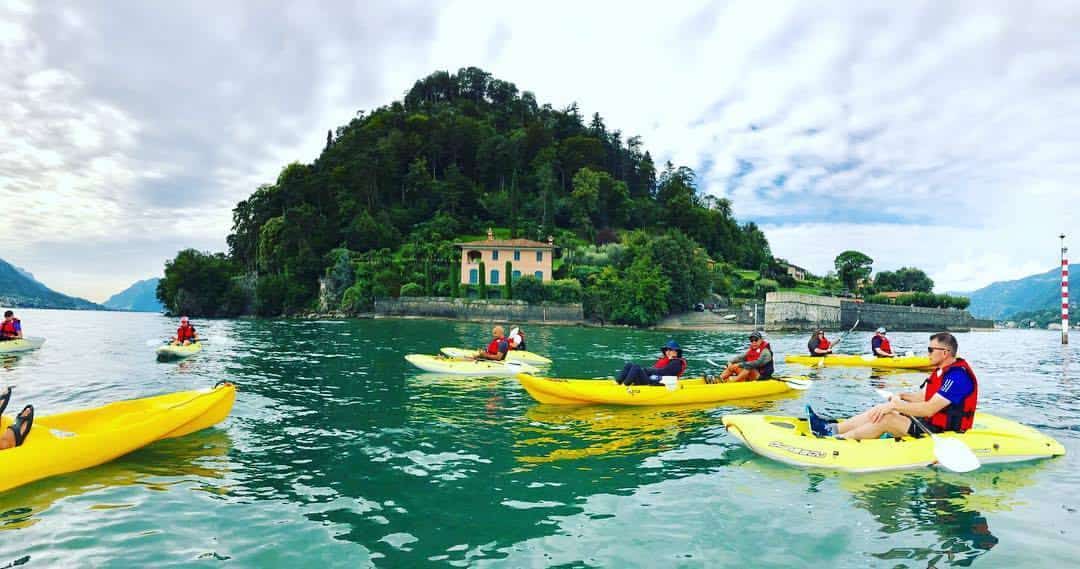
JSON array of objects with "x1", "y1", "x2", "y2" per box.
[{"x1": 927, "y1": 346, "x2": 949, "y2": 354}]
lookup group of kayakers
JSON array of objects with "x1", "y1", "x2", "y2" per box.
[
  {"x1": 0, "y1": 311, "x2": 199, "y2": 452},
  {"x1": 612, "y1": 326, "x2": 978, "y2": 443}
]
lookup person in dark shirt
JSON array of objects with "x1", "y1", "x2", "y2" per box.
[
  {"x1": 871, "y1": 327, "x2": 895, "y2": 357},
  {"x1": 615, "y1": 340, "x2": 688, "y2": 386}
]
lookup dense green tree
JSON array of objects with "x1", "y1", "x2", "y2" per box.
[
  {"x1": 157, "y1": 249, "x2": 246, "y2": 317},
  {"x1": 834, "y1": 250, "x2": 874, "y2": 292},
  {"x1": 873, "y1": 267, "x2": 935, "y2": 293}
]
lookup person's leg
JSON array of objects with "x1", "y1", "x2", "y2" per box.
[
  {"x1": 624, "y1": 365, "x2": 650, "y2": 385},
  {"x1": 616, "y1": 363, "x2": 634, "y2": 384},
  {"x1": 838, "y1": 413, "x2": 911, "y2": 440},
  {"x1": 720, "y1": 364, "x2": 740, "y2": 380}
]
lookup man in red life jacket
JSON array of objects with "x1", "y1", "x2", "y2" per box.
[
  {"x1": 172, "y1": 316, "x2": 199, "y2": 345},
  {"x1": 872, "y1": 327, "x2": 895, "y2": 357},
  {"x1": 808, "y1": 332, "x2": 977, "y2": 439},
  {"x1": 807, "y1": 329, "x2": 831, "y2": 356},
  {"x1": 720, "y1": 331, "x2": 774, "y2": 382},
  {"x1": 475, "y1": 326, "x2": 510, "y2": 361},
  {"x1": 615, "y1": 340, "x2": 688, "y2": 385},
  {"x1": 0, "y1": 310, "x2": 23, "y2": 341}
]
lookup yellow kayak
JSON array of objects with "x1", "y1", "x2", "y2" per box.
[
  {"x1": 440, "y1": 347, "x2": 552, "y2": 365},
  {"x1": 722, "y1": 412, "x2": 1065, "y2": 472},
  {"x1": 156, "y1": 341, "x2": 202, "y2": 361},
  {"x1": 0, "y1": 337, "x2": 46, "y2": 354},
  {"x1": 784, "y1": 353, "x2": 933, "y2": 370},
  {"x1": 517, "y1": 373, "x2": 799, "y2": 406},
  {"x1": 405, "y1": 354, "x2": 539, "y2": 375},
  {"x1": 0, "y1": 383, "x2": 236, "y2": 492}
]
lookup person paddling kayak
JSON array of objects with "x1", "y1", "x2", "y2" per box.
[
  {"x1": 615, "y1": 340, "x2": 687, "y2": 386},
  {"x1": 0, "y1": 310, "x2": 23, "y2": 341},
  {"x1": 171, "y1": 316, "x2": 199, "y2": 346},
  {"x1": 807, "y1": 332, "x2": 977, "y2": 440},
  {"x1": 872, "y1": 327, "x2": 896, "y2": 357},
  {"x1": 807, "y1": 329, "x2": 831, "y2": 356},
  {"x1": 0, "y1": 386, "x2": 34, "y2": 450},
  {"x1": 474, "y1": 326, "x2": 510, "y2": 361},
  {"x1": 719, "y1": 331, "x2": 774, "y2": 382}
]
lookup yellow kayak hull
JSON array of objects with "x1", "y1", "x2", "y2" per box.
[
  {"x1": 784, "y1": 354, "x2": 933, "y2": 370},
  {"x1": 156, "y1": 342, "x2": 202, "y2": 360},
  {"x1": 0, "y1": 383, "x2": 236, "y2": 493},
  {"x1": 722, "y1": 412, "x2": 1065, "y2": 473},
  {"x1": 517, "y1": 373, "x2": 795, "y2": 406},
  {"x1": 405, "y1": 354, "x2": 538, "y2": 375},
  {"x1": 440, "y1": 347, "x2": 552, "y2": 365},
  {"x1": 0, "y1": 337, "x2": 45, "y2": 354}
]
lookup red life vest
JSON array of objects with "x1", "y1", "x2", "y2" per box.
[
  {"x1": 818, "y1": 336, "x2": 830, "y2": 351},
  {"x1": 876, "y1": 335, "x2": 892, "y2": 354},
  {"x1": 651, "y1": 356, "x2": 688, "y2": 377},
  {"x1": 486, "y1": 336, "x2": 506, "y2": 355},
  {"x1": 745, "y1": 341, "x2": 775, "y2": 378},
  {"x1": 0, "y1": 318, "x2": 18, "y2": 339},
  {"x1": 177, "y1": 324, "x2": 196, "y2": 342},
  {"x1": 922, "y1": 358, "x2": 978, "y2": 432}
]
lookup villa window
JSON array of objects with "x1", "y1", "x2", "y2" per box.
[
  {"x1": 491, "y1": 270, "x2": 500, "y2": 284},
  {"x1": 536, "y1": 251, "x2": 543, "y2": 262},
  {"x1": 493, "y1": 250, "x2": 499, "y2": 261},
  {"x1": 467, "y1": 251, "x2": 482, "y2": 264},
  {"x1": 534, "y1": 271, "x2": 543, "y2": 281},
  {"x1": 469, "y1": 269, "x2": 478, "y2": 284},
  {"x1": 512, "y1": 270, "x2": 521, "y2": 280},
  {"x1": 514, "y1": 250, "x2": 521, "y2": 261}
]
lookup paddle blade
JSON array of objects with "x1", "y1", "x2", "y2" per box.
[
  {"x1": 781, "y1": 378, "x2": 812, "y2": 390},
  {"x1": 931, "y1": 435, "x2": 981, "y2": 472},
  {"x1": 861, "y1": 354, "x2": 877, "y2": 362}
]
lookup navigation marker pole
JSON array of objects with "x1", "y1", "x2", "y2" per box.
[{"x1": 1062, "y1": 234, "x2": 1069, "y2": 345}]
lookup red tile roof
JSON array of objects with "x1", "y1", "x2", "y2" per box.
[{"x1": 456, "y1": 238, "x2": 553, "y2": 248}]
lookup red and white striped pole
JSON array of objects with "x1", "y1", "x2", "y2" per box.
[{"x1": 1062, "y1": 234, "x2": 1069, "y2": 345}]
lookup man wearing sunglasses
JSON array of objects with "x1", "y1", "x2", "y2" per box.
[
  {"x1": 808, "y1": 332, "x2": 978, "y2": 439},
  {"x1": 719, "y1": 331, "x2": 774, "y2": 382}
]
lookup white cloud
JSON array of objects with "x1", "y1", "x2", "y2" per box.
[{"x1": 1, "y1": 0, "x2": 1077, "y2": 300}]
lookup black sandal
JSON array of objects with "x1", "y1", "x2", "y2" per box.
[
  {"x1": 0, "y1": 385, "x2": 11, "y2": 416},
  {"x1": 8, "y1": 405, "x2": 33, "y2": 447}
]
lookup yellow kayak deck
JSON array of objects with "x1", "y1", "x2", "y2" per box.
[
  {"x1": 722, "y1": 412, "x2": 1065, "y2": 472},
  {"x1": 156, "y1": 342, "x2": 202, "y2": 360},
  {"x1": 517, "y1": 373, "x2": 795, "y2": 406},
  {"x1": 0, "y1": 337, "x2": 46, "y2": 354},
  {"x1": 0, "y1": 383, "x2": 236, "y2": 492},
  {"x1": 784, "y1": 354, "x2": 933, "y2": 370}
]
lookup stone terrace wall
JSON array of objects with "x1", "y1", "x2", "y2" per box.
[
  {"x1": 374, "y1": 297, "x2": 584, "y2": 324},
  {"x1": 764, "y1": 292, "x2": 842, "y2": 329},
  {"x1": 841, "y1": 301, "x2": 993, "y2": 332}
]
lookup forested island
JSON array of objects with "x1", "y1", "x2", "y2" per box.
[{"x1": 157, "y1": 67, "x2": 965, "y2": 326}]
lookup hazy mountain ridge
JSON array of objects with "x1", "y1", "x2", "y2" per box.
[
  {"x1": 964, "y1": 264, "x2": 1076, "y2": 320},
  {"x1": 103, "y1": 278, "x2": 164, "y2": 312},
  {"x1": 0, "y1": 257, "x2": 104, "y2": 310}
]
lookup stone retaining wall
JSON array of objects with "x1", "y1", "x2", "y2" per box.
[
  {"x1": 765, "y1": 292, "x2": 842, "y2": 329},
  {"x1": 374, "y1": 297, "x2": 584, "y2": 324}
]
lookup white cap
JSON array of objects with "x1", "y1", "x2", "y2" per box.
[{"x1": 876, "y1": 327, "x2": 886, "y2": 333}]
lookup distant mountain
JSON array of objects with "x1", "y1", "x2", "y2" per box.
[
  {"x1": 103, "y1": 278, "x2": 164, "y2": 312},
  {"x1": 0, "y1": 257, "x2": 104, "y2": 310},
  {"x1": 965, "y1": 264, "x2": 1076, "y2": 320}
]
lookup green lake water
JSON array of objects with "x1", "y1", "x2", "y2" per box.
[{"x1": 1, "y1": 309, "x2": 1078, "y2": 567}]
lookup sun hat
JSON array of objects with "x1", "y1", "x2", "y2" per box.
[
  {"x1": 876, "y1": 327, "x2": 886, "y2": 334},
  {"x1": 662, "y1": 339, "x2": 682, "y2": 352}
]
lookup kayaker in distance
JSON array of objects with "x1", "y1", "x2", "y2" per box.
[
  {"x1": 872, "y1": 327, "x2": 895, "y2": 357},
  {"x1": 0, "y1": 387, "x2": 34, "y2": 450},
  {"x1": 719, "y1": 331, "x2": 774, "y2": 382},
  {"x1": 807, "y1": 331, "x2": 977, "y2": 440},
  {"x1": 0, "y1": 310, "x2": 23, "y2": 341},
  {"x1": 171, "y1": 316, "x2": 198, "y2": 345},
  {"x1": 807, "y1": 329, "x2": 831, "y2": 356},
  {"x1": 474, "y1": 325, "x2": 510, "y2": 361},
  {"x1": 615, "y1": 340, "x2": 687, "y2": 385},
  {"x1": 508, "y1": 327, "x2": 526, "y2": 351}
]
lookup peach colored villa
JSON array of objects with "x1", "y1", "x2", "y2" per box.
[{"x1": 457, "y1": 229, "x2": 554, "y2": 285}]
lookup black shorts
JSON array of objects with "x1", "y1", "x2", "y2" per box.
[{"x1": 906, "y1": 420, "x2": 945, "y2": 438}]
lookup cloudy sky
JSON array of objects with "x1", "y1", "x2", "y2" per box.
[{"x1": 2, "y1": 0, "x2": 1077, "y2": 302}]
